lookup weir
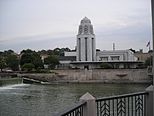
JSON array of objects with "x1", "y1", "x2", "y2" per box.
[{"x1": 0, "y1": 78, "x2": 23, "y2": 87}]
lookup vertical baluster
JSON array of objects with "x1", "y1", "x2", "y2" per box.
[
  {"x1": 121, "y1": 98, "x2": 122, "y2": 116},
  {"x1": 112, "y1": 99, "x2": 114, "y2": 116},
  {"x1": 81, "y1": 105, "x2": 83, "y2": 116},
  {"x1": 131, "y1": 96, "x2": 133, "y2": 116},
  {"x1": 128, "y1": 96, "x2": 129, "y2": 116},
  {"x1": 99, "y1": 101, "x2": 102, "y2": 116},
  {"x1": 109, "y1": 100, "x2": 110, "y2": 116},
  {"x1": 79, "y1": 106, "x2": 82, "y2": 116},
  {"x1": 143, "y1": 94, "x2": 146, "y2": 116},
  {"x1": 75, "y1": 109, "x2": 77, "y2": 116},
  {"x1": 124, "y1": 97, "x2": 126, "y2": 116},
  {"x1": 139, "y1": 95, "x2": 140, "y2": 116},
  {"x1": 135, "y1": 96, "x2": 137, "y2": 116},
  {"x1": 104, "y1": 100, "x2": 106, "y2": 116},
  {"x1": 97, "y1": 101, "x2": 99, "y2": 116},
  {"x1": 141, "y1": 95, "x2": 143, "y2": 116},
  {"x1": 117, "y1": 98, "x2": 118, "y2": 116}
]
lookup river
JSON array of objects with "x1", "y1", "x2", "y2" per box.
[{"x1": 0, "y1": 79, "x2": 150, "y2": 116}]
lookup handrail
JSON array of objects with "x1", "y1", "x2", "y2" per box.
[
  {"x1": 96, "y1": 91, "x2": 148, "y2": 116},
  {"x1": 56, "y1": 101, "x2": 86, "y2": 116},
  {"x1": 96, "y1": 91, "x2": 148, "y2": 101}
]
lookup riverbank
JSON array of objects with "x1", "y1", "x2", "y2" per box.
[{"x1": 18, "y1": 69, "x2": 152, "y2": 84}]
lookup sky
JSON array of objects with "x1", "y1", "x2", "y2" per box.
[{"x1": 0, "y1": 0, "x2": 152, "y2": 53}]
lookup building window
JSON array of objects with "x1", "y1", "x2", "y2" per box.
[
  {"x1": 90, "y1": 25, "x2": 94, "y2": 34},
  {"x1": 78, "y1": 38, "x2": 81, "y2": 61},
  {"x1": 78, "y1": 25, "x2": 82, "y2": 34},
  {"x1": 85, "y1": 38, "x2": 88, "y2": 61},
  {"x1": 92, "y1": 38, "x2": 94, "y2": 61},
  {"x1": 84, "y1": 25, "x2": 88, "y2": 34},
  {"x1": 111, "y1": 56, "x2": 120, "y2": 61},
  {"x1": 100, "y1": 57, "x2": 108, "y2": 61}
]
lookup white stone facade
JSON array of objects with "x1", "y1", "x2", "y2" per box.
[
  {"x1": 61, "y1": 17, "x2": 139, "y2": 69},
  {"x1": 76, "y1": 17, "x2": 96, "y2": 62},
  {"x1": 97, "y1": 50, "x2": 137, "y2": 62}
]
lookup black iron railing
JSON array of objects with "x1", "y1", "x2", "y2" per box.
[
  {"x1": 96, "y1": 92, "x2": 148, "y2": 116},
  {"x1": 57, "y1": 101, "x2": 86, "y2": 116}
]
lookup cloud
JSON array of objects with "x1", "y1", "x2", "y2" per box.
[{"x1": 0, "y1": 0, "x2": 152, "y2": 52}]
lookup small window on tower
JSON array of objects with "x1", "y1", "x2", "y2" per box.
[
  {"x1": 90, "y1": 25, "x2": 94, "y2": 34},
  {"x1": 84, "y1": 25, "x2": 88, "y2": 34},
  {"x1": 79, "y1": 25, "x2": 82, "y2": 34}
]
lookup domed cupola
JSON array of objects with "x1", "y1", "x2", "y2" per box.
[
  {"x1": 78, "y1": 17, "x2": 94, "y2": 35},
  {"x1": 81, "y1": 17, "x2": 91, "y2": 24}
]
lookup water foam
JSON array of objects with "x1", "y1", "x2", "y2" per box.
[{"x1": 0, "y1": 84, "x2": 30, "y2": 90}]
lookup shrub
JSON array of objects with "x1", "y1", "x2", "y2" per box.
[
  {"x1": 22, "y1": 63, "x2": 35, "y2": 72},
  {"x1": 100, "y1": 63, "x2": 113, "y2": 69}
]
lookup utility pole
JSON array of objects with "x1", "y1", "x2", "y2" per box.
[{"x1": 113, "y1": 43, "x2": 115, "y2": 51}]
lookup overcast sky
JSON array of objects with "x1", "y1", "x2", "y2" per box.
[{"x1": 0, "y1": 0, "x2": 152, "y2": 53}]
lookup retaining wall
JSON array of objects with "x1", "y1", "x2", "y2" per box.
[
  {"x1": 19, "y1": 69, "x2": 152, "y2": 83},
  {"x1": 53, "y1": 69, "x2": 151, "y2": 83}
]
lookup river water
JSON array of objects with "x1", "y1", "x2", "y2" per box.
[{"x1": 0, "y1": 79, "x2": 150, "y2": 116}]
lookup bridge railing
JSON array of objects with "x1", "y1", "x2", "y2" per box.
[
  {"x1": 57, "y1": 85, "x2": 153, "y2": 116},
  {"x1": 56, "y1": 101, "x2": 86, "y2": 116},
  {"x1": 96, "y1": 92, "x2": 148, "y2": 116}
]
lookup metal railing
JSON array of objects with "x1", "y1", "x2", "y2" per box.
[
  {"x1": 57, "y1": 86, "x2": 153, "y2": 116},
  {"x1": 57, "y1": 102, "x2": 86, "y2": 116},
  {"x1": 96, "y1": 92, "x2": 148, "y2": 116}
]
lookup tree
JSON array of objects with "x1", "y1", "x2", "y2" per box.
[
  {"x1": 44, "y1": 55, "x2": 59, "y2": 69},
  {"x1": 22, "y1": 63, "x2": 35, "y2": 71},
  {"x1": 6, "y1": 54, "x2": 19, "y2": 71},
  {"x1": 145, "y1": 56, "x2": 153, "y2": 67},
  {"x1": 0, "y1": 57, "x2": 6, "y2": 72},
  {"x1": 20, "y1": 49, "x2": 43, "y2": 70},
  {"x1": 100, "y1": 63, "x2": 113, "y2": 69}
]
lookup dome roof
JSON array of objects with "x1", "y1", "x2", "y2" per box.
[{"x1": 81, "y1": 17, "x2": 91, "y2": 24}]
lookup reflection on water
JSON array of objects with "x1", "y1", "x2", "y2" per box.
[{"x1": 0, "y1": 81, "x2": 150, "y2": 116}]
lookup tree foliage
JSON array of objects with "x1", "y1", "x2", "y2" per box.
[
  {"x1": 22, "y1": 63, "x2": 35, "y2": 71},
  {"x1": 44, "y1": 55, "x2": 59, "y2": 69},
  {"x1": 0, "y1": 50, "x2": 18, "y2": 71},
  {"x1": 6, "y1": 54, "x2": 19, "y2": 71},
  {"x1": 0, "y1": 57, "x2": 6, "y2": 71},
  {"x1": 100, "y1": 63, "x2": 113, "y2": 69},
  {"x1": 20, "y1": 49, "x2": 43, "y2": 70}
]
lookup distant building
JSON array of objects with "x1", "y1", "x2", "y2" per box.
[
  {"x1": 134, "y1": 50, "x2": 152, "y2": 63},
  {"x1": 59, "y1": 17, "x2": 141, "y2": 69}
]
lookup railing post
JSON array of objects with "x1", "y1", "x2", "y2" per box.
[
  {"x1": 145, "y1": 85, "x2": 153, "y2": 116},
  {"x1": 80, "y1": 92, "x2": 96, "y2": 116}
]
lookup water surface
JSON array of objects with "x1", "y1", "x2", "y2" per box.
[{"x1": 0, "y1": 81, "x2": 150, "y2": 116}]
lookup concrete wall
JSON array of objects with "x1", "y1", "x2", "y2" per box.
[{"x1": 53, "y1": 69, "x2": 151, "y2": 83}]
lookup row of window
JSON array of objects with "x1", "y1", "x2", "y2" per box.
[
  {"x1": 78, "y1": 25, "x2": 94, "y2": 34},
  {"x1": 100, "y1": 56, "x2": 120, "y2": 61}
]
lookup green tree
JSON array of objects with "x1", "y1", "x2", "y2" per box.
[
  {"x1": 0, "y1": 57, "x2": 6, "y2": 72},
  {"x1": 20, "y1": 49, "x2": 43, "y2": 70},
  {"x1": 44, "y1": 55, "x2": 59, "y2": 69},
  {"x1": 22, "y1": 63, "x2": 35, "y2": 71},
  {"x1": 6, "y1": 54, "x2": 19, "y2": 71},
  {"x1": 100, "y1": 63, "x2": 113, "y2": 69}
]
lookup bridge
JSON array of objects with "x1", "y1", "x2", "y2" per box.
[{"x1": 56, "y1": 85, "x2": 153, "y2": 116}]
